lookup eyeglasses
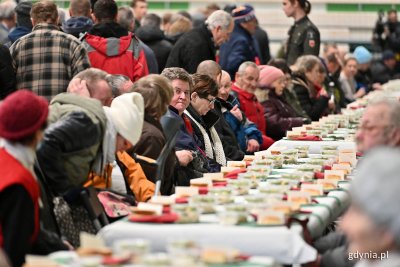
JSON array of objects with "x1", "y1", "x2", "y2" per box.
[{"x1": 202, "y1": 97, "x2": 217, "y2": 107}]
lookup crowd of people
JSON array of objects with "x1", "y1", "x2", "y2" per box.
[{"x1": 0, "y1": 0, "x2": 400, "y2": 266}]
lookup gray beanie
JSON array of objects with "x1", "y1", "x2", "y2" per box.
[{"x1": 352, "y1": 147, "x2": 400, "y2": 245}]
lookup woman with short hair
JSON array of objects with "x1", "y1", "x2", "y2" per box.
[
  {"x1": 185, "y1": 74, "x2": 226, "y2": 168},
  {"x1": 128, "y1": 74, "x2": 176, "y2": 195}
]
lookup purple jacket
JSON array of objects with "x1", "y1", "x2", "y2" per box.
[{"x1": 262, "y1": 90, "x2": 304, "y2": 140}]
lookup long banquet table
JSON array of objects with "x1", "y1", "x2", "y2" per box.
[
  {"x1": 268, "y1": 139, "x2": 356, "y2": 154},
  {"x1": 99, "y1": 138, "x2": 356, "y2": 265},
  {"x1": 99, "y1": 219, "x2": 317, "y2": 265}
]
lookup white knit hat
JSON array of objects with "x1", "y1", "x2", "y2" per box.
[{"x1": 107, "y1": 92, "x2": 144, "y2": 145}]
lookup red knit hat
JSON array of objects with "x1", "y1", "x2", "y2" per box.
[
  {"x1": 258, "y1": 65, "x2": 284, "y2": 89},
  {"x1": 0, "y1": 90, "x2": 49, "y2": 140}
]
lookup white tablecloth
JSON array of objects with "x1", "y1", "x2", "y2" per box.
[
  {"x1": 268, "y1": 140, "x2": 356, "y2": 154},
  {"x1": 99, "y1": 220, "x2": 317, "y2": 265}
]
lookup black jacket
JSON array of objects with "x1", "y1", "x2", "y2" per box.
[
  {"x1": 165, "y1": 24, "x2": 216, "y2": 73},
  {"x1": 292, "y1": 74, "x2": 329, "y2": 121},
  {"x1": 355, "y1": 68, "x2": 373, "y2": 92},
  {"x1": 0, "y1": 45, "x2": 16, "y2": 99},
  {"x1": 213, "y1": 100, "x2": 245, "y2": 161},
  {"x1": 185, "y1": 105, "x2": 221, "y2": 172},
  {"x1": 127, "y1": 114, "x2": 176, "y2": 195},
  {"x1": 254, "y1": 26, "x2": 271, "y2": 65},
  {"x1": 36, "y1": 94, "x2": 106, "y2": 197},
  {"x1": 136, "y1": 26, "x2": 172, "y2": 71},
  {"x1": 371, "y1": 61, "x2": 398, "y2": 84}
]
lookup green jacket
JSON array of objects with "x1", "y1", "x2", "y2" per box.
[
  {"x1": 286, "y1": 16, "x2": 320, "y2": 66},
  {"x1": 37, "y1": 93, "x2": 107, "y2": 195}
]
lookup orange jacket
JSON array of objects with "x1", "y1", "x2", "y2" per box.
[{"x1": 84, "y1": 151, "x2": 155, "y2": 202}]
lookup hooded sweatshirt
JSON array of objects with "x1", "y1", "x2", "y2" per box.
[{"x1": 62, "y1": 16, "x2": 93, "y2": 39}]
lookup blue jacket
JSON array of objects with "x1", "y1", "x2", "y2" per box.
[
  {"x1": 167, "y1": 106, "x2": 197, "y2": 151},
  {"x1": 7, "y1": 26, "x2": 31, "y2": 46},
  {"x1": 219, "y1": 23, "x2": 259, "y2": 79},
  {"x1": 223, "y1": 95, "x2": 262, "y2": 152}
]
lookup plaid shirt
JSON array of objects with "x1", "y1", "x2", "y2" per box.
[{"x1": 10, "y1": 23, "x2": 90, "y2": 100}]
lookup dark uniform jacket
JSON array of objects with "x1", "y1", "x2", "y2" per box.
[{"x1": 286, "y1": 16, "x2": 320, "y2": 66}]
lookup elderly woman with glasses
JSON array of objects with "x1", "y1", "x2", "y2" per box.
[
  {"x1": 259, "y1": 65, "x2": 305, "y2": 140},
  {"x1": 185, "y1": 74, "x2": 226, "y2": 169}
]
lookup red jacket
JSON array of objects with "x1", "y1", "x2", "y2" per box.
[
  {"x1": 231, "y1": 84, "x2": 274, "y2": 149},
  {"x1": 0, "y1": 148, "x2": 40, "y2": 246},
  {"x1": 231, "y1": 83, "x2": 266, "y2": 135},
  {"x1": 83, "y1": 32, "x2": 148, "y2": 82}
]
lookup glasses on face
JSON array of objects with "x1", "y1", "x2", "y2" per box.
[
  {"x1": 174, "y1": 88, "x2": 190, "y2": 98},
  {"x1": 202, "y1": 97, "x2": 217, "y2": 107}
]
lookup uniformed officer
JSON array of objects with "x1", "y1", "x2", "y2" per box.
[{"x1": 282, "y1": 0, "x2": 320, "y2": 66}]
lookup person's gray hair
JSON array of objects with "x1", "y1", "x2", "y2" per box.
[
  {"x1": 73, "y1": 68, "x2": 110, "y2": 95},
  {"x1": 141, "y1": 13, "x2": 161, "y2": 28},
  {"x1": 205, "y1": 10, "x2": 232, "y2": 31},
  {"x1": 237, "y1": 61, "x2": 258, "y2": 76},
  {"x1": 0, "y1": 0, "x2": 17, "y2": 20},
  {"x1": 118, "y1": 6, "x2": 134, "y2": 32},
  {"x1": 107, "y1": 74, "x2": 131, "y2": 97},
  {"x1": 352, "y1": 147, "x2": 400, "y2": 247},
  {"x1": 294, "y1": 55, "x2": 321, "y2": 75},
  {"x1": 368, "y1": 97, "x2": 400, "y2": 130},
  {"x1": 161, "y1": 67, "x2": 193, "y2": 91},
  {"x1": 58, "y1": 8, "x2": 67, "y2": 25}
]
